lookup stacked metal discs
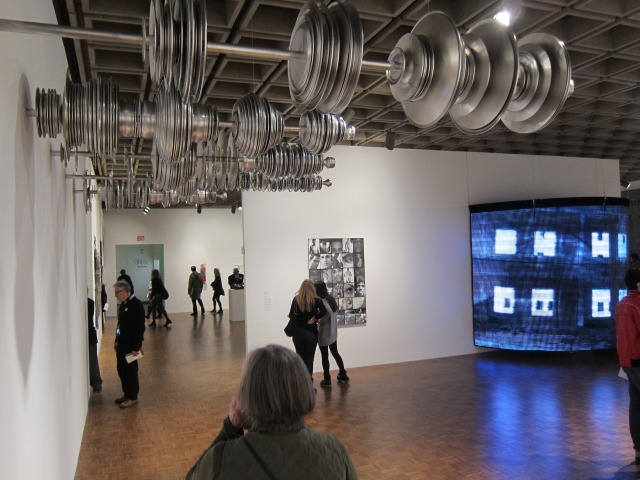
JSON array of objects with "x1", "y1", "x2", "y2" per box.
[
  {"x1": 154, "y1": 80, "x2": 192, "y2": 165},
  {"x1": 61, "y1": 77, "x2": 119, "y2": 156},
  {"x1": 299, "y1": 110, "x2": 355, "y2": 154},
  {"x1": 255, "y1": 143, "x2": 334, "y2": 178},
  {"x1": 35, "y1": 88, "x2": 61, "y2": 138},
  {"x1": 231, "y1": 93, "x2": 284, "y2": 159},
  {"x1": 288, "y1": 1, "x2": 362, "y2": 114},
  {"x1": 148, "y1": 0, "x2": 207, "y2": 101}
]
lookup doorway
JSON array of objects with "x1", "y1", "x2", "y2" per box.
[{"x1": 115, "y1": 244, "x2": 165, "y2": 299}]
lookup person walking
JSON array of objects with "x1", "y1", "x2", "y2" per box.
[
  {"x1": 113, "y1": 281, "x2": 145, "y2": 409},
  {"x1": 186, "y1": 344, "x2": 358, "y2": 480},
  {"x1": 117, "y1": 269, "x2": 134, "y2": 294},
  {"x1": 287, "y1": 279, "x2": 327, "y2": 377},
  {"x1": 210, "y1": 267, "x2": 225, "y2": 313},
  {"x1": 149, "y1": 269, "x2": 172, "y2": 328},
  {"x1": 314, "y1": 281, "x2": 349, "y2": 388},
  {"x1": 188, "y1": 266, "x2": 205, "y2": 316}
]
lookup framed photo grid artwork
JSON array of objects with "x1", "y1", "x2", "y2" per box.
[{"x1": 308, "y1": 237, "x2": 366, "y2": 326}]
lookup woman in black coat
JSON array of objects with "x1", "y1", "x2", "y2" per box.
[
  {"x1": 210, "y1": 267, "x2": 225, "y2": 313},
  {"x1": 288, "y1": 279, "x2": 327, "y2": 377},
  {"x1": 150, "y1": 269, "x2": 172, "y2": 328}
]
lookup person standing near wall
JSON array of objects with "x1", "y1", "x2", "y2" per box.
[
  {"x1": 87, "y1": 296, "x2": 103, "y2": 392},
  {"x1": 188, "y1": 266, "x2": 205, "y2": 316},
  {"x1": 288, "y1": 279, "x2": 327, "y2": 378},
  {"x1": 615, "y1": 268, "x2": 640, "y2": 464},
  {"x1": 117, "y1": 269, "x2": 134, "y2": 294},
  {"x1": 314, "y1": 281, "x2": 349, "y2": 388},
  {"x1": 210, "y1": 267, "x2": 225, "y2": 313},
  {"x1": 113, "y1": 281, "x2": 145, "y2": 409},
  {"x1": 228, "y1": 267, "x2": 244, "y2": 289}
]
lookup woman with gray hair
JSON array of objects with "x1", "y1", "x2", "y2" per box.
[{"x1": 185, "y1": 344, "x2": 358, "y2": 479}]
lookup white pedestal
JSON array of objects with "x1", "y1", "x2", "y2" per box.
[{"x1": 229, "y1": 289, "x2": 245, "y2": 322}]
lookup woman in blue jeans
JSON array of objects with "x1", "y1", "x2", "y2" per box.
[{"x1": 288, "y1": 279, "x2": 327, "y2": 377}]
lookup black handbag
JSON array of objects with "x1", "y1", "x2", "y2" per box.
[
  {"x1": 284, "y1": 316, "x2": 297, "y2": 337},
  {"x1": 284, "y1": 303, "x2": 298, "y2": 337}
]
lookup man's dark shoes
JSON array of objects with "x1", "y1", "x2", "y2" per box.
[
  {"x1": 114, "y1": 395, "x2": 127, "y2": 405},
  {"x1": 320, "y1": 379, "x2": 332, "y2": 388},
  {"x1": 190, "y1": 312, "x2": 197, "y2": 316},
  {"x1": 165, "y1": 319, "x2": 172, "y2": 328},
  {"x1": 119, "y1": 399, "x2": 138, "y2": 409},
  {"x1": 337, "y1": 373, "x2": 350, "y2": 383}
]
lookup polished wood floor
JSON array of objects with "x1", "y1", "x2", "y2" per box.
[{"x1": 76, "y1": 313, "x2": 640, "y2": 479}]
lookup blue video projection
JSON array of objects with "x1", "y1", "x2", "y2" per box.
[{"x1": 470, "y1": 197, "x2": 629, "y2": 351}]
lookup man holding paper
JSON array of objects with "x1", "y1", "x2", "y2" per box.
[{"x1": 113, "y1": 281, "x2": 146, "y2": 409}]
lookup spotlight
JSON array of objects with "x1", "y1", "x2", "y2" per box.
[
  {"x1": 196, "y1": 204, "x2": 202, "y2": 214},
  {"x1": 231, "y1": 205, "x2": 236, "y2": 214},
  {"x1": 237, "y1": 202, "x2": 243, "y2": 211},
  {"x1": 142, "y1": 206, "x2": 150, "y2": 215}
]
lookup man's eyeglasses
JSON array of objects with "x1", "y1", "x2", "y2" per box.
[{"x1": 114, "y1": 290, "x2": 123, "y2": 294}]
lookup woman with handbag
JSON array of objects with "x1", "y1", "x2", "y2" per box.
[
  {"x1": 150, "y1": 269, "x2": 172, "y2": 328},
  {"x1": 186, "y1": 344, "x2": 358, "y2": 479},
  {"x1": 288, "y1": 279, "x2": 327, "y2": 377},
  {"x1": 210, "y1": 267, "x2": 225, "y2": 313}
]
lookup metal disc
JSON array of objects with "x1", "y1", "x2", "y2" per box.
[
  {"x1": 502, "y1": 33, "x2": 572, "y2": 134},
  {"x1": 450, "y1": 19, "x2": 519, "y2": 134},
  {"x1": 401, "y1": 11, "x2": 465, "y2": 127}
]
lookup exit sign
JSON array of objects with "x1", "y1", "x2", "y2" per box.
[{"x1": 137, "y1": 235, "x2": 145, "y2": 241}]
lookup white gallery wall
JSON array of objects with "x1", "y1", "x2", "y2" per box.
[
  {"x1": 0, "y1": 0, "x2": 93, "y2": 478},
  {"x1": 243, "y1": 146, "x2": 621, "y2": 372},
  {"x1": 103, "y1": 208, "x2": 244, "y2": 314}
]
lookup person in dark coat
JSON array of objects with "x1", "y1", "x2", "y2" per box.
[
  {"x1": 149, "y1": 269, "x2": 172, "y2": 328},
  {"x1": 87, "y1": 297, "x2": 103, "y2": 392},
  {"x1": 188, "y1": 266, "x2": 205, "y2": 316},
  {"x1": 210, "y1": 267, "x2": 225, "y2": 313},
  {"x1": 288, "y1": 279, "x2": 327, "y2": 377},
  {"x1": 228, "y1": 267, "x2": 245, "y2": 289},
  {"x1": 117, "y1": 269, "x2": 134, "y2": 294},
  {"x1": 113, "y1": 281, "x2": 145, "y2": 409}
]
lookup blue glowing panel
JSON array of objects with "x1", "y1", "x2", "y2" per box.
[
  {"x1": 534, "y1": 231, "x2": 556, "y2": 257},
  {"x1": 495, "y1": 229, "x2": 517, "y2": 254},
  {"x1": 619, "y1": 234, "x2": 628, "y2": 260},
  {"x1": 592, "y1": 233, "x2": 610, "y2": 258},
  {"x1": 470, "y1": 197, "x2": 628, "y2": 351}
]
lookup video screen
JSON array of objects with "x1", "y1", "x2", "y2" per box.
[{"x1": 470, "y1": 197, "x2": 629, "y2": 351}]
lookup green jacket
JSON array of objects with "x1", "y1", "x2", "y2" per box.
[{"x1": 186, "y1": 417, "x2": 358, "y2": 479}]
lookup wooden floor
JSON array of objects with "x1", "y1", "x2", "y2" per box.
[{"x1": 76, "y1": 313, "x2": 640, "y2": 480}]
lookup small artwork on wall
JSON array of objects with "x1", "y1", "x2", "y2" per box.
[{"x1": 308, "y1": 237, "x2": 366, "y2": 327}]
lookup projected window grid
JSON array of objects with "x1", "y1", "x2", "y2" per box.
[{"x1": 470, "y1": 199, "x2": 628, "y2": 352}]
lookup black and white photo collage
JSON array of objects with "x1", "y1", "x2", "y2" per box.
[{"x1": 308, "y1": 237, "x2": 366, "y2": 326}]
